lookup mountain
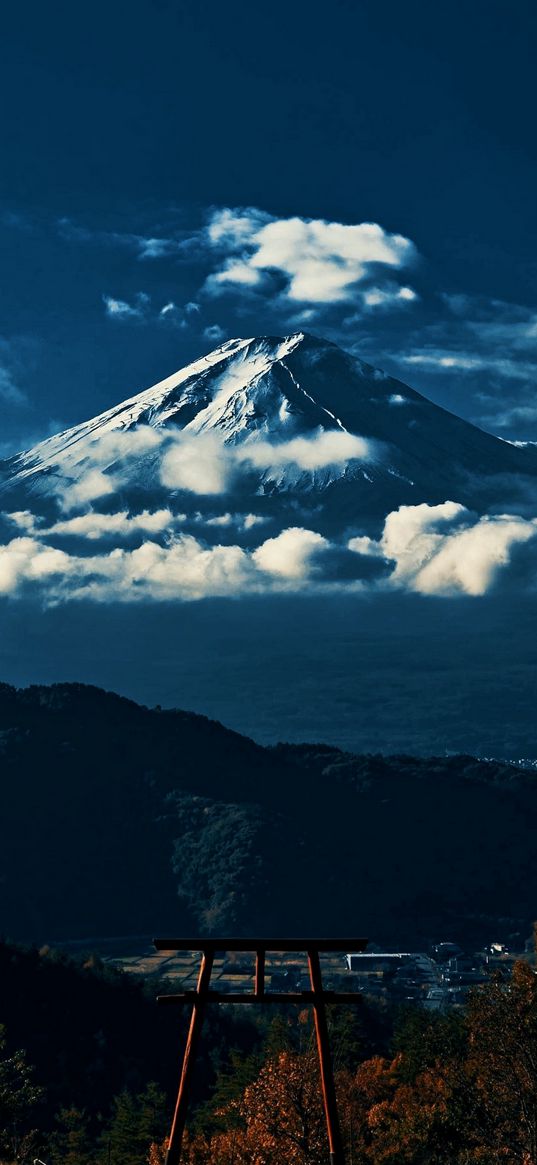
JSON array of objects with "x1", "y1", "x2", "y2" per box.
[
  {"x1": 1, "y1": 680, "x2": 537, "y2": 948},
  {"x1": 2, "y1": 332, "x2": 537, "y2": 535}
]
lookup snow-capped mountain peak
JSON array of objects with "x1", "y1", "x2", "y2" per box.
[
  {"x1": 5, "y1": 333, "x2": 321, "y2": 477},
  {"x1": 2, "y1": 331, "x2": 537, "y2": 530}
]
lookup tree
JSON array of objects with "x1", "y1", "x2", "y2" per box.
[
  {"x1": 50, "y1": 1106, "x2": 94, "y2": 1165},
  {"x1": 466, "y1": 959, "x2": 537, "y2": 1163},
  {"x1": 0, "y1": 1024, "x2": 44, "y2": 1163},
  {"x1": 350, "y1": 1051, "x2": 476, "y2": 1165},
  {"x1": 240, "y1": 1050, "x2": 326, "y2": 1164},
  {"x1": 104, "y1": 1083, "x2": 169, "y2": 1165},
  {"x1": 185, "y1": 1049, "x2": 328, "y2": 1165}
]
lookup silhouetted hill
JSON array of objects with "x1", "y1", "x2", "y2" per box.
[
  {"x1": 1, "y1": 682, "x2": 536, "y2": 946},
  {"x1": 0, "y1": 938, "x2": 261, "y2": 1136}
]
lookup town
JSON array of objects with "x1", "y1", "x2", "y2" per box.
[{"x1": 101, "y1": 935, "x2": 533, "y2": 1011}]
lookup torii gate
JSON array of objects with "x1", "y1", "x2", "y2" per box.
[{"x1": 154, "y1": 936, "x2": 368, "y2": 1165}]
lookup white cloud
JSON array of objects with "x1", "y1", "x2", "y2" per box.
[
  {"x1": 243, "y1": 513, "x2": 269, "y2": 530},
  {"x1": 62, "y1": 469, "x2": 117, "y2": 510},
  {"x1": 207, "y1": 207, "x2": 268, "y2": 247},
  {"x1": 104, "y1": 294, "x2": 203, "y2": 330},
  {"x1": 2, "y1": 500, "x2": 537, "y2": 604},
  {"x1": 253, "y1": 527, "x2": 329, "y2": 579},
  {"x1": 362, "y1": 284, "x2": 418, "y2": 309},
  {"x1": 400, "y1": 349, "x2": 537, "y2": 382},
  {"x1": 192, "y1": 512, "x2": 270, "y2": 531},
  {"x1": 103, "y1": 297, "x2": 135, "y2": 319},
  {"x1": 47, "y1": 508, "x2": 174, "y2": 540},
  {"x1": 0, "y1": 533, "x2": 250, "y2": 601},
  {"x1": 397, "y1": 286, "x2": 417, "y2": 302},
  {"x1": 0, "y1": 536, "x2": 70, "y2": 596},
  {"x1": 158, "y1": 302, "x2": 190, "y2": 330},
  {"x1": 103, "y1": 293, "x2": 149, "y2": 321},
  {"x1": 160, "y1": 433, "x2": 234, "y2": 495},
  {"x1": 137, "y1": 237, "x2": 176, "y2": 260},
  {"x1": 5, "y1": 510, "x2": 41, "y2": 534},
  {"x1": 380, "y1": 501, "x2": 468, "y2": 577},
  {"x1": 205, "y1": 207, "x2": 418, "y2": 305},
  {"x1": 50, "y1": 426, "x2": 164, "y2": 509},
  {"x1": 158, "y1": 428, "x2": 372, "y2": 496},
  {"x1": 202, "y1": 513, "x2": 235, "y2": 527},
  {"x1": 0, "y1": 523, "x2": 334, "y2": 603},
  {"x1": 415, "y1": 516, "x2": 536, "y2": 596},
  {"x1": 243, "y1": 430, "x2": 372, "y2": 471},
  {"x1": 213, "y1": 261, "x2": 264, "y2": 289},
  {"x1": 10, "y1": 423, "x2": 372, "y2": 515},
  {"x1": 90, "y1": 426, "x2": 163, "y2": 462},
  {"x1": 347, "y1": 533, "x2": 379, "y2": 558},
  {"x1": 349, "y1": 501, "x2": 537, "y2": 596},
  {"x1": 402, "y1": 352, "x2": 484, "y2": 372}
]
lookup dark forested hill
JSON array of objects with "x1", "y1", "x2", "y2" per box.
[{"x1": 1, "y1": 681, "x2": 535, "y2": 947}]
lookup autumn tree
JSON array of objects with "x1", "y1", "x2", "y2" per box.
[
  {"x1": 466, "y1": 959, "x2": 537, "y2": 1163},
  {"x1": 184, "y1": 1048, "x2": 328, "y2": 1165},
  {"x1": 345, "y1": 1050, "x2": 480, "y2": 1165},
  {"x1": 242, "y1": 1049, "x2": 327, "y2": 1164}
]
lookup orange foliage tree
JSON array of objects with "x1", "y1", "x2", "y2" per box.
[
  {"x1": 181, "y1": 957, "x2": 537, "y2": 1165},
  {"x1": 466, "y1": 959, "x2": 537, "y2": 1164},
  {"x1": 185, "y1": 1049, "x2": 329, "y2": 1165}
]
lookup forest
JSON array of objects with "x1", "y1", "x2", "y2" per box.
[
  {"x1": 2, "y1": 938, "x2": 537, "y2": 1165},
  {"x1": 1, "y1": 681, "x2": 537, "y2": 947}
]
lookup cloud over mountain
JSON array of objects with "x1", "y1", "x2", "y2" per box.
[{"x1": 2, "y1": 331, "x2": 537, "y2": 604}]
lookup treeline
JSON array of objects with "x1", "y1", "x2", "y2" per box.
[{"x1": 3, "y1": 940, "x2": 537, "y2": 1165}]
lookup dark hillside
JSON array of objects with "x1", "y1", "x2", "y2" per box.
[
  {"x1": 0, "y1": 940, "x2": 260, "y2": 1134},
  {"x1": 1, "y1": 682, "x2": 536, "y2": 946}
]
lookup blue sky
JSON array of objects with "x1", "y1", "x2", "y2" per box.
[{"x1": 1, "y1": 0, "x2": 537, "y2": 452}]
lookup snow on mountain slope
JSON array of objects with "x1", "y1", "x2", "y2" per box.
[
  {"x1": 0, "y1": 334, "x2": 383, "y2": 518},
  {"x1": 4, "y1": 334, "x2": 336, "y2": 474},
  {"x1": 4, "y1": 331, "x2": 537, "y2": 514}
]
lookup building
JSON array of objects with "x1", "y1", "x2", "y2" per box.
[{"x1": 345, "y1": 952, "x2": 437, "y2": 977}]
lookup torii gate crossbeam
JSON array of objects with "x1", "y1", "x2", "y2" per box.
[{"x1": 154, "y1": 936, "x2": 368, "y2": 1165}]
